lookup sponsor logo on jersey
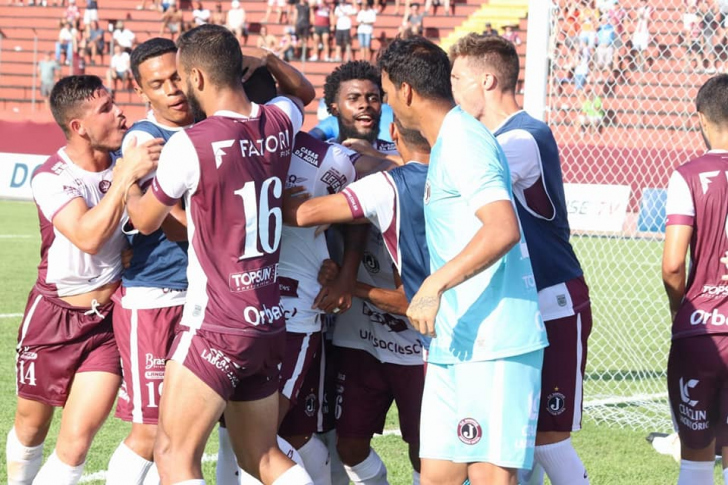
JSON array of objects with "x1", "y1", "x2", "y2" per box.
[
  {"x1": 144, "y1": 370, "x2": 165, "y2": 380},
  {"x1": 243, "y1": 302, "x2": 285, "y2": 326},
  {"x1": 677, "y1": 377, "x2": 708, "y2": 430},
  {"x1": 20, "y1": 347, "x2": 37, "y2": 360},
  {"x1": 701, "y1": 285, "x2": 728, "y2": 297},
  {"x1": 239, "y1": 130, "x2": 292, "y2": 158},
  {"x1": 375, "y1": 140, "x2": 397, "y2": 153},
  {"x1": 362, "y1": 302, "x2": 409, "y2": 333},
  {"x1": 689, "y1": 308, "x2": 728, "y2": 326},
  {"x1": 362, "y1": 251, "x2": 380, "y2": 274},
  {"x1": 279, "y1": 276, "x2": 300, "y2": 297},
  {"x1": 145, "y1": 353, "x2": 166, "y2": 370},
  {"x1": 286, "y1": 174, "x2": 308, "y2": 188},
  {"x1": 358, "y1": 329, "x2": 422, "y2": 355},
  {"x1": 546, "y1": 391, "x2": 567, "y2": 415},
  {"x1": 457, "y1": 418, "x2": 482, "y2": 445},
  {"x1": 98, "y1": 179, "x2": 111, "y2": 193},
  {"x1": 229, "y1": 263, "x2": 279, "y2": 292},
  {"x1": 201, "y1": 347, "x2": 241, "y2": 386},
  {"x1": 294, "y1": 144, "x2": 323, "y2": 168},
  {"x1": 321, "y1": 168, "x2": 347, "y2": 194},
  {"x1": 680, "y1": 377, "x2": 699, "y2": 407}
]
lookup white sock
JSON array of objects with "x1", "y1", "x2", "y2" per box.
[
  {"x1": 297, "y1": 435, "x2": 331, "y2": 485},
  {"x1": 272, "y1": 464, "x2": 314, "y2": 485},
  {"x1": 677, "y1": 460, "x2": 713, "y2": 485},
  {"x1": 534, "y1": 439, "x2": 589, "y2": 485},
  {"x1": 412, "y1": 470, "x2": 421, "y2": 485},
  {"x1": 217, "y1": 427, "x2": 242, "y2": 485},
  {"x1": 343, "y1": 449, "x2": 388, "y2": 485},
  {"x1": 319, "y1": 431, "x2": 347, "y2": 485},
  {"x1": 32, "y1": 450, "x2": 85, "y2": 485},
  {"x1": 143, "y1": 463, "x2": 160, "y2": 485},
  {"x1": 106, "y1": 442, "x2": 154, "y2": 485},
  {"x1": 723, "y1": 467, "x2": 728, "y2": 485},
  {"x1": 6, "y1": 427, "x2": 44, "y2": 485},
  {"x1": 172, "y1": 481, "x2": 206, "y2": 485},
  {"x1": 518, "y1": 463, "x2": 545, "y2": 485}
]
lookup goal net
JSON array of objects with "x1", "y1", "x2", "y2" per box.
[{"x1": 542, "y1": 0, "x2": 714, "y2": 430}]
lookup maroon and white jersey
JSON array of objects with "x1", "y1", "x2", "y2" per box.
[
  {"x1": 337, "y1": 138, "x2": 398, "y2": 165},
  {"x1": 666, "y1": 150, "x2": 728, "y2": 339},
  {"x1": 151, "y1": 97, "x2": 303, "y2": 335},
  {"x1": 31, "y1": 148, "x2": 125, "y2": 298},
  {"x1": 280, "y1": 133, "x2": 356, "y2": 333}
]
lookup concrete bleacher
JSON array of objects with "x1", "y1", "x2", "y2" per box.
[{"x1": 0, "y1": 0, "x2": 487, "y2": 127}]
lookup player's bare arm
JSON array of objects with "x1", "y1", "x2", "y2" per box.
[
  {"x1": 282, "y1": 186, "x2": 368, "y2": 227},
  {"x1": 407, "y1": 199, "x2": 520, "y2": 336},
  {"x1": 342, "y1": 138, "x2": 402, "y2": 171},
  {"x1": 125, "y1": 183, "x2": 175, "y2": 236},
  {"x1": 241, "y1": 47, "x2": 315, "y2": 107},
  {"x1": 160, "y1": 202, "x2": 188, "y2": 241},
  {"x1": 52, "y1": 138, "x2": 163, "y2": 255},
  {"x1": 662, "y1": 224, "x2": 692, "y2": 319}
]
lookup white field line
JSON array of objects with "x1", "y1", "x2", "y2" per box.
[
  {"x1": 0, "y1": 313, "x2": 23, "y2": 319},
  {"x1": 0, "y1": 234, "x2": 34, "y2": 239},
  {"x1": 584, "y1": 392, "x2": 668, "y2": 408},
  {"x1": 79, "y1": 430, "x2": 403, "y2": 483}
]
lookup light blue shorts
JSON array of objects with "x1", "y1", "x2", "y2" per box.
[{"x1": 420, "y1": 349, "x2": 543, "y2": 469}]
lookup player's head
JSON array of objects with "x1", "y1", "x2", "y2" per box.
[
  {"x1": 50, "y1": 75, "x2": 127, "y2": 149},
  {"x1": 377, "y1": 36, "x2": 453, "y2": 129},
  {"x1": 391, "y1": 115, "x2": 430, "y2": 164},
  {"x1": 243, "y1": 66, "x2": 278, "y2": 104},
  {"x1": 176, "y1": 24, "x2": 244, "y2": 120},
  {"x1": 323, "y1": 60, "x2": 383, "y2": 143},
  {"x1": 695, "y1": 74, "x2": 728, "y2": 150},
  {"x1": 131, "y1": 37, "x2": 191, "y2": 127},
  {"x1": 448, "y1": 33, "x2": 519, "y2": 121}
]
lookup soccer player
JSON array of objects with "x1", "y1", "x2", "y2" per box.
[
  {"x1": 124, "y1": 24, "x2": 312, "y2": 484},
  {"x1": 379, "y1": 36, "x2": 549, "y2": 485},
  {"x1": 6, "y1": 75, "x2": 162, "y2": 485},
  {"x1": 663, "y1": 74, "x2": 728, "y2": 485},
  {"x1": 448, "y1": 34, "x2": 591, "y2": 485},
  {"x1": 105, "y1": 37, "x2": 192, "y2": 485}
]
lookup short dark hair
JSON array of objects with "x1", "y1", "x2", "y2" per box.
[
  {"x1": 244, "y1": 66, "x2": 278, "y2": 104},
  {"x1": 130, "y1": 37, "x2": 177, "y2": 84},
  {"x1": 394, "y1": 116, "x2": 430, "y2": 153},
  {"x1": 50, "y1": 75, "x2": 105, "y2": 138},
  {"x1": 377, "y1": 36, "x2": 453, "y2": 102},
  {"x1": 323, "y1": 60, "x2": 382, "y2": 114},
  {"x1": 449, "y1": 33, "x2": 520, "y2": 93},
  {"x1": 696, "y1": 74, "x2": 728, "y2": 125},
  {"x1": 177, "y1": 24, "x2": 243, "y2": 89}
]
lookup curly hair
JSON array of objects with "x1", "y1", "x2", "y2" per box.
[{"x1": 323, "y1": 60, "x2": 382, "y2": 115}]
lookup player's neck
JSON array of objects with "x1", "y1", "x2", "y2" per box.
[
  {"x1": 151, "y1": 109, "x2": 192, "y2": 129},
  {"x1": 480, "y1": 92, "x2": 520, "y2": 131},
  {"x1": 64, "y1": 140, "x2": 112, "y2": 172},
  {"x1": 417, "y1": 99, "x2": 456, "y2": 147}
]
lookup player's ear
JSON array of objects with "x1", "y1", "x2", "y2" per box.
[
  {"x1": 483, "y1": 72, "x2": 496, "y2": 92},
  {"x1": 402, "y1": 82, "x2": 413, "y2": 107},
  {"x1": 70, "y1": 118, "x2": 85, "y2": 136},
  {"x1": 133, "y1": 81, "x2": 149, "y2": 104},
  {"x1": 190, "y1": 67, "x2": 204, "y2": 91},
  {"x1": 329, "y1": 102, "x2": 339, "y2": 116},
  {"x1": 389, "y1": 120, "x2": 397, "y2": 142}
]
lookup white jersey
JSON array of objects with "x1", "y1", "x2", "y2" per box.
[
  {"x1": 333, "y1": 228, "x2": 423, "y2": 365},
  {"x1": 31, "y1": 148, "x2": 126, "y2": 298},
  {"x1": 280, "y1": 133, "x2": 356, "y2": 332}
]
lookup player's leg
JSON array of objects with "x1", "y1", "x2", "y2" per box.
[
  {"x1": 335, "y1": 349, "x2": 390, "y2": 485},
  {"x1": 388, "y1": 362, "x2": 425, "y2": 479},
  {"x1": 7, "y1": 398, "x2": 53, "y2": 485},
  {"x1": 667, "y1": 335, "x2": 721, "y2": 485},
  {"x1": 527, "y1": 308, "x2": 592, "y2": 485}
]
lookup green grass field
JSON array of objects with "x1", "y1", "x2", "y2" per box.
[{"x1": 0, "y1": 199, "x2": 723, "y2": 483}]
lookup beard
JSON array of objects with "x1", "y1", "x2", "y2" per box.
[
  {"x1": 337, "y1": 114, "x2": 380, "y2": 144},
  {"x1": 186, "y1": 80, "x2": 207, "y2": 122}
]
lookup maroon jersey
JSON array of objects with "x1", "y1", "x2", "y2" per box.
[
  {"x1": 666, "y1": 151, "x2": 728, "y2": 339},
  {"x1": 151, "y1": 97, "x2": 303, "y2": 335}
]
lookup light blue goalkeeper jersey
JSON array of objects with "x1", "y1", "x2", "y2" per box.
[{"x1": 424, "y1": 107, "x2": 548, "y2": 364}]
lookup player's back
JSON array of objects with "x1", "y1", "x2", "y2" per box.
[
  {"x1": 279, "y1": 132, "x2": 356, "y2": 332},
  {"x1": 669, "y1": 152, "x2": 728, "y2": 338},
  {"x1": 494, "y1": 111, "x2": 583, "y2": 291},
  {"x1": 175, "y1": 103, "x2": 295, "y2": 335}
]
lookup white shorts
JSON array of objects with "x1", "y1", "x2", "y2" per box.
[
  {"x1": 632, "y1": 32, "x2": 649, "y2": 51},
  {"x1": 419, "y1": 350, "x2": 543, "y2": 469},
  {"x1": 268, "y1": 0, "x2": 286, "y2": 7},
  {"x1": 83, "y1": 8, "x2": 98, "y2": 24}
]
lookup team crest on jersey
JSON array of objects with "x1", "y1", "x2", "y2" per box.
[
  {"x1": 457, "y1": 418, "x2": 482, "y2": 445},
  {"x1": 424, "y1": 181, "x2": 431, "y2": 205},
  {"x1": 286, "y1": 174, "x2": 308, "y2": 188},
  {"x1": 547, "y1": 392, "x2": 567, "y2": 415},
  {"x1": 362, "y1": 251, "x2": 380, "y2": 273},
  {"x1": 556, "y1": 294, "x2": 567, "y2": 307},
  {"x1": 304, "y1": 393, "x2": 317, "y2": 417},
  {"x1": 98, "y1": 179, "x2": 111, "y2": 193}
]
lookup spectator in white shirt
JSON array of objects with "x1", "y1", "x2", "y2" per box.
[
  {"x1": 112, "y1": 21, "x2": 136, "y2": 52},
  {"x1": 55, "y1": 21, "x2": 75, "y2": 64},
  {"x1": 334, "y1": 0, "x2": 356, "y2": 62},
  {"x1": 356, "y1": 0, "x2": 376, "y2": 61},
  {"x1": 106, "y1": 44, "x2": 131, "y2": 93},
  {"x1": 226, "y1": 0, "x2": 248, "y2": 44},
  {"x1": 192, "y1": 1, "x2": 211, "y2": 25}
]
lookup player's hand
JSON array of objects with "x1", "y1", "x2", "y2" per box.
[
  {"x1": 121, "y1": 248, "x2": 133, "y2": 269},
  {"x1": 406, "y1": 281, "x2": 441, "y2": 338},
  {"x1": 317, "y1": 259, "x2": 340, "y2": 285},
  {"x1": 282, "y1": 186, "x2": 311, "y2": 226},
  {"x1": 241, "y1": 46, "x2": 274, "y2": 81},
  {"x1": 313, "y1": 259, "x2": 353, "y2": 314},
  {"x1": 116, "y1": 136, "x2": 164, "y2": 182},
  {"x1": 721, "y1": 251, "x2": 728, "y2": 280},
  {"x1": 342, "y1": 138, "x2": 381, "y2": 158}
]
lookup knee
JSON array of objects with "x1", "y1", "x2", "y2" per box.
[
  {"x1": 125, "y1": 424, "x2": 158, "y2": 460},
  {"x1": 336, "y1": 438, "x2": 370, "y2": 467}
]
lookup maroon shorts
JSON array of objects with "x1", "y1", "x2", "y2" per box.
[
  {"x1": 113, "y1": 301, "x2": 183, "y2": 424},
  {"x1": 335, "y1": 347, "x2": 424, "y2": 444},
  {"x1": 320, "y1": 338, "x2": 339, "y2": 434},
  {"x1": 168, "y1": 326, "x2": 285, "y2": 402},
  {"x1": 15, "y1": 288, "x2": 121, "y2": 407},
  {"x1": 280, "y1": 332, "x2": 325, "y2": 436},
  {"x1": 668, "y1": 334, "x2": 728, "y2": 450},
  {"x1": 279, "y1": 331, "x2": 322, "y2": 403},
  {"x1": 538, "y1": 304, "x2": 593, "y2": 433}
]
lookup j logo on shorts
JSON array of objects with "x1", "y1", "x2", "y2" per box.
[{"x1": 457, "y1": 418, "x2": 482, "y2": 445}]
